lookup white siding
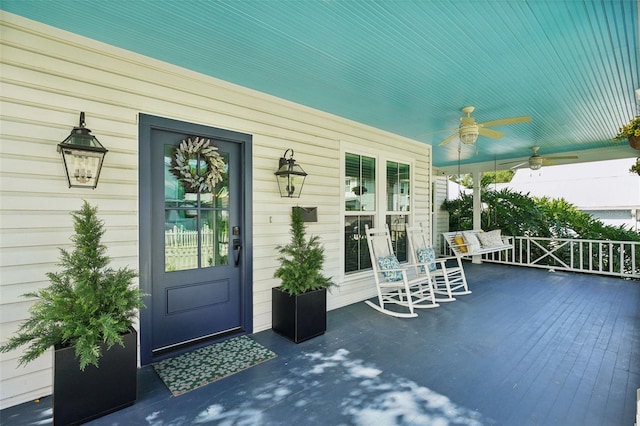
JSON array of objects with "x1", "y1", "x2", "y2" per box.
[
  {"x1": 0, "y1": 12, "x2": 432, "y2": 409},
  {"x1": 432, "y1": 175, "x2": 450, "y2": 254}
]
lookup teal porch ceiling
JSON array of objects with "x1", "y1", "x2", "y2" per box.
[{"x1": 1, "y1": 1, "x2": 638, "y2": 172}]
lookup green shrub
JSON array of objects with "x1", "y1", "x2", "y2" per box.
[
  {"x1": 274, "y1": 208, "x2": 334, "y2": 295},
  {"x1": 0, "y1": 201, "x2": 146, "y2": 370}
]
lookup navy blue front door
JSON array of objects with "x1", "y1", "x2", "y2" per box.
[{"x1": 139, "y1": 115, "x2": 253, "y2": 363}]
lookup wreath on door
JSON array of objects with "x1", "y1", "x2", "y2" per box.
[{"x1": 171, "y1": 137, "x2": 225, "y2": 193}]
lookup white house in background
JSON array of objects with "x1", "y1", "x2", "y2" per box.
[
  {"x1": 446, "y1": 158, "x2": 640, "y2": 231},
  {"x1": 502, "y1": 158, "x2": 639, "y2": 231}
]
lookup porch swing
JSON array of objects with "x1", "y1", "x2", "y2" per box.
[
  {"x1": 442, "y1": 229, "x2": 512, "y2": 258},
  {"x1": 443, "y1": 152, "x2": 513, "y2": 259}
]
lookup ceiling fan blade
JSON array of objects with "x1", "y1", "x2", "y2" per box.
[
  {"x1": 437, "y1": 133, "x2": 458, "y2": 146},
  {"x1": 415, "y1": 127, "x2": 456, "y2": 138},
  {"x1": 508, "y1": 162, "x2": 528, "y2": 169},
  {"x1": 499, "y1": 159, "x2": 526, "y2": 165},
  {"x1": 546, "y1": 155, "x2": 579, "y2": 160},
  {"x1": 478, "y1": 127, "x2": 505, "y2": 139},
  {"x1": 479, "y1": 116, "x2": 532, "y2": 127},
  {"x1": 541, "y1": 155, "x2": 579, "y2": 166}
]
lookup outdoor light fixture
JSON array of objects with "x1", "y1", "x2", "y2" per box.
[
  {"x1": 57, "y1": 112, "x2": 108, "y2": 189},
  {"x1": 528, "y1": 156, "x2": 543, "y2": 171},
  {"x1": 459, "y1": 124, "x2": 479, "y2": 144},
  {"x1": 274, "y1": 149, "x2": 307, "y2": 198}
]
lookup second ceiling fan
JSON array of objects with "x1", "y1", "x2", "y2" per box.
[
  {"x1": 501, "y1": 146, "x2": 578, "y2": 170},
  {"x1": 435, "y1": 106, "x2": 532, "y2": 146}
]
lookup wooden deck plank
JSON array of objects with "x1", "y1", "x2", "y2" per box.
[
  {"x1": 505, "y1": 288, "x2": 594, "y2": 423},
  {"x1": 1, "y1": 263, "x2": 638, "y2": 425}
]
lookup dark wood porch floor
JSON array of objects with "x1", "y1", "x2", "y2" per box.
[{"x1": 2, "y1": 263, "x2": 639, "y2": 425}]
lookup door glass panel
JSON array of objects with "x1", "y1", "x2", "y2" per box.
[
  {"x1": 202, "y1": 152, "x2": 229, "y2": 209},
  {"x1": 201, "y1": 210, "x2": 229, "y2": 267},
  {"x1": 164, "y1": 144, "x2": 188, "y2": 206},
  {"x1": 163, "y1": 144, "x2": 229, "y2": 272},
  {"x1": 165, "y1": 212, "x2": 198, "y2": 272}
]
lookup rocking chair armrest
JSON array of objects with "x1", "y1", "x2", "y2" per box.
[
  {"x1": 436, "y1": 255, "x2": 458, "y2": 263},
  {"x1": 414, "y1": 260, "x2": 445, "y2": 272},
  {"x1": 433, "y1": 257, "x2": 448, "y2": 268},
  {"x1": 428, "y1": 259, "x2": 447, "y2": 269}
]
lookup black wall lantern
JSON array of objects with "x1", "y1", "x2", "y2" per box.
[
  {"x1": 274, "y1": 149, "x2": 307, "y2": 198},
  {"x1": 57, "y1": 112, "x2": 108, "y2": 189}
]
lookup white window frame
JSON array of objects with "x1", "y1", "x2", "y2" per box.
[{"x1": 340, "y1": 141, "x2": 415, "y2": 281}]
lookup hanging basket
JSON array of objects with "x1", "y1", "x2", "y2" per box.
[{"x1": 629, "y1": 135, "x2": 640, "y2": 150}]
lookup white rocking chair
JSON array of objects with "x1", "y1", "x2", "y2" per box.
[
  {"x1": 364, "y1": 224, "x2": 439, "y2": 318},
  {"x1": 406, "y1": 223, "x2": 471, "y2": 298}
]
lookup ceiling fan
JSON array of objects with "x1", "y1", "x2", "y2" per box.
[
  {"x1": 501, "y1": 146, "x2": 578, "y2": 170},
  {"x1": 428, "y1": 106, "x2": 532, "y2": 146}
]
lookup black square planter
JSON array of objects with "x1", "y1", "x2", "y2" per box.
[
  {"x1": 272, "y1": 287, "x2": 327, "y2": 343},
  {"x1": 53, "y1": 329, "x2": 137, "y2": 426}
]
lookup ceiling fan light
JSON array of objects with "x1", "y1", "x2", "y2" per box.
[
  {"x1": 529, "y1": 157, "x2": 543, "y2": 170},
  {"x1": 459, "y1": 125, "x2": 479, "y2": 144}
]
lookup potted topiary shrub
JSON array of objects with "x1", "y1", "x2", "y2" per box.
[
  {"x1": 630, "y1": 158, "x2": 640, "y2": 176},
  {"x1": 0, "y1": 201, "x2": 146, "y2": 425},
  {"x1": 272, "y1": 208, "x2": 334, "y2": 343}
]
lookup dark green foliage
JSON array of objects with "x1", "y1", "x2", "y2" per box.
[
  {"x1": 274, "y1": 208, "x2": 334, "y2": 295},
  {"x1": 443, "y1": 187, "x2": 640, "y2": 242},
  {"x1": 535, "y1": 196, "x2": 640, "y2": 242},
  {"x1": 482, "y1": 189, "x2": 550, "y2": 237},
  {"x1": 443, "y1": 189, "x2": 549, "y2": 237},
  {"x1": 441, "y1": 193, "x2": 474, "y2": 232},
  {"x1": 442, "y1": 187, "x2": 640, "y2": 273},
  {"x1": 0, "y1": 201, "x2": 146, "y2": 370},
  {"x1": 481, "y1": 170, "x2": 515, "y2": 186}
]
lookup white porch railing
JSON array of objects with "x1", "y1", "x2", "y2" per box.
[
  {"x1": 444, "y1": 235, "x2": 640, "y2": 279},
  {"x1": 165, "y1": 225, "x2": 228, "y2": 271}
]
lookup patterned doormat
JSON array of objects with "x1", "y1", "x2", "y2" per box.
[{"x1": 153, "y1": 335, "x2": 277, "y2": 396}]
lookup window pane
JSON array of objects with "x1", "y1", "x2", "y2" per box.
[
  {"x1": 399, "y1": 162, "x2": 410, "y2": 212},
  {"x1": 345, "y1": 153, "x2": 361, "y2": 211},
  {"x1": 345, "y1": 152, "x2": 376, "y2": 274},
  {"x1": 387, "y1": 215, "x2": 408, "y2": 262},
  {"x1": 387, "y1": 161, "x2": 410, "y2": 212},
  {"x1": 361, "y1": 156, "x2": 376, "y2": 211},
  {"x1": 345, "y1": 153, "x2": 375, "y2": 211},
  {"x1": 345, "y1": 215, "x2": 374, "y2": 273}
]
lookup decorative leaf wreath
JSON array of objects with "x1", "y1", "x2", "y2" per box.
[{"x1": 171, "y1": 136, "x2": 225, "y2": 193}]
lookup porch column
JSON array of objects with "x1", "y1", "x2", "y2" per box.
[{"x1": 472, "y1": 171, "x2": 482, "y2": 264}]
